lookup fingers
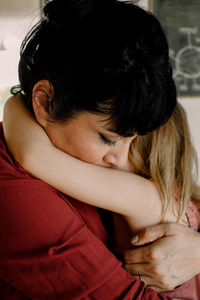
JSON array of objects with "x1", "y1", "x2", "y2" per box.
[
  {"x1": 124, "y1": 262, "x2": 160, "y2": 287},
  {"x1": 125, "y1": 264, "x2": 174, "y2": 292},
  {"x1": 132, "y1": 274, "x2": 151, "y2": 285},
  {"x1": 124, "y1": 243, "x2": 166, "y2": 264},
  {"x1": 122, "y1": 223, "x2": 198, "y2": 293},
  {"x1": 131, "y1": 223, "x2": 177, "y2": 246},
  {"x1": 124, "y1": 262, "x2": 153, "y2": 277},
  {"x1": 124, "y1": 247, "x2": 149, "y2": 264},
  {"x1": 146, "y1": 285, "x2": 166, "y2": 292},
  {"x1": 126, "y1": 269, "x2": 166, "y2": 291}
]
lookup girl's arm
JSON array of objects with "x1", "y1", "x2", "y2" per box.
[{"x1": 3, "y1": 96, "x2": 163, "y2": 231}]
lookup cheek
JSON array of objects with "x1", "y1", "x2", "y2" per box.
[
  {"x1": 73, "y1": 140, "x2": 104, "y2": 164},
  {"x1": 61, "y1": 134, "x2": 104, "y2": 165},
  {"x1": 47, "y1": 123, "x2": 107, "y2": 165}
]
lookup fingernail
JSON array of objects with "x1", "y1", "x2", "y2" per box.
[{"x1": 131, "y1": 235, "x2": 139, "y2": 243}]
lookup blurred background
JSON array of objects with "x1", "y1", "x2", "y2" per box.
[
  {"x1": 0, "y1": 0, "x2": 40, "y2": 119},
  {"x1": 0, "y1": 0, "x2": 200, "y2": 180}
]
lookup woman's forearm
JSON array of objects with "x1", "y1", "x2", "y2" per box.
[
  {"x1": 3, "y1": 96, "x2": 52, "y2": 164},
  {"x1": 3, "y1": 97, "x2": 163, "y2": 229}
]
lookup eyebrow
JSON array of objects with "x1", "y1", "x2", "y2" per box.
[
  {"x1": 101, "y1": 127, "x2": 120, "y2": 140},
  {"x1": 98, "y1": 119, "x2": 118, "y2": 134}
]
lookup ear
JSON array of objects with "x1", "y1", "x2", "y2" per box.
[{"x1": 32, "y1": 80, "x2": 53, "y2": 128}]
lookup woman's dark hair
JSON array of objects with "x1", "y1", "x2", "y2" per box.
[{"x1": 12, "y1": 0, "x2": 177, "y2": 136}]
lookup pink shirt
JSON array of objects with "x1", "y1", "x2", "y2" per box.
[{"x1": 161, "y1": 201, "x2": 200, "y2": 300}]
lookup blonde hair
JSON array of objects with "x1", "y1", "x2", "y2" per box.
[{"x1": 129, "y1": 102, "x2": 200, "y2": 222}]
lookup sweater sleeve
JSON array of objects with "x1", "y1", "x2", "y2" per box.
[{"x1": 0, "y1": 179, "x2": 171, "y2": 300}]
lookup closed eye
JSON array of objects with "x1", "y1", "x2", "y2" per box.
[{"x1": 99, "y1": 133, "x2": 116, "y2": 146}]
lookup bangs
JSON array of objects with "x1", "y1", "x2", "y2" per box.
[{"x1": 91, "y1": 62, "x2": 176, "y2": 137}]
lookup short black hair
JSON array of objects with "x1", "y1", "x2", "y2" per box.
[{"x1": 12, "y1": 0, "x2": 177, "y2": 136}]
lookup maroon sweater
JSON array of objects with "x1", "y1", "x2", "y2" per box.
[{"x1": 0, "y1": 123, "x2": 171, "y2": 299}]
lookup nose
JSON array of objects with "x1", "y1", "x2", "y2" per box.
[{"x1": 103, "y1": 138, "x2": 133, "y2": 170}]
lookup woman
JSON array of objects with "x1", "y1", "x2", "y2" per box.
[{"x1": 3, "y1": 98, "x2": 200, "y2": 299}]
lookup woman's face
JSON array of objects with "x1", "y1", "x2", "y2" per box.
[{"x1": 44, "y1": 112, "x2": 137, "y2": 171}]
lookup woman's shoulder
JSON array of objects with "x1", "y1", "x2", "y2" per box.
[{"x1": 0, "y1": 171, "x2": 87, "y2": 256}]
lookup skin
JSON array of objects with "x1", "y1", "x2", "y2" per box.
[
  {"x1": 43, "y1": 112, "x2": 135, "y2": 171},
  {"x1": 33, "y1": 81, "x2": 136, "y2": 171},
  {"x1": 126, "y1": 223, "x2": 200, "y2": 292}
]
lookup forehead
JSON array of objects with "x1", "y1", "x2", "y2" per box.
[{"x1": 66, "y1": 111, "x2": 118, "y2": 134}]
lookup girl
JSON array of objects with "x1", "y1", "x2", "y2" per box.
[{"x1": 3, "y1": 97, "x2": 200, "y2": 299}]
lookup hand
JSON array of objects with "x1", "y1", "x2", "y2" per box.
[{"x1": 123, "y1": 223, "x2": 200, "y2": 291}]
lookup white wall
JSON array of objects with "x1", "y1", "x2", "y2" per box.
[
  {"x1": 138, "y1": 0, "x2": 149, "y2": 9},
  {"x1": 0, "y1": 0, "x2": 40, "y2": 119},
  {"x1": 180, "y1": 98, "x2": 200, "y2": 181}
]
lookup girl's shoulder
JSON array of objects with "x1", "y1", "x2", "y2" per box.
[{"x1": 186, "y1": 201, "x2": 200, "y2": 231}]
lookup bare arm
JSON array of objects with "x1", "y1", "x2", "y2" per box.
[{"x1": 3, "y1": 96, "x2": 163, "y2": 232}]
